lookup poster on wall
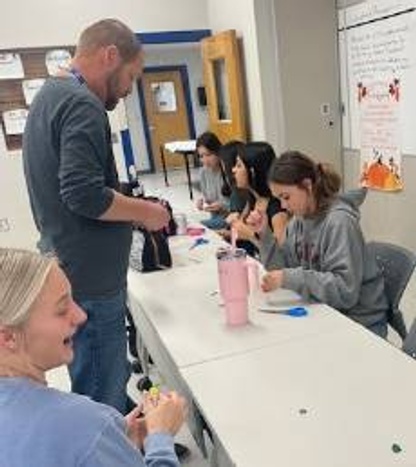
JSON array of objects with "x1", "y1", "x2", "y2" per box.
[
  {"x1": 22, "y1": 79, "x2": 45, "y2": 106},
  {"x1": 358, "y1": 79, "x2": 403, "y2": 191},
  {"x1": 2, "y1": 109, "x2": 29, "y2": 135},
  {"x1": 45, "y1": 49, "x2": 72, "y2": 76},
  {"x1": 342, "y1": 0, "x2": 416, "y2": 155},
  {"x1": 0, "y1": 53, "x2": 24, "y2": 80}
]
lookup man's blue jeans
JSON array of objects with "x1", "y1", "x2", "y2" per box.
[{"x1": 69, "y1": 289, "x2": 130, "y2": 414}]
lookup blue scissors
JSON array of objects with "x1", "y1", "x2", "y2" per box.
[
  {"x1": 189, "y1": 237, "x2": 209, "y2": 250},
  {"x1": 258, "y1": 305, "x2": 308, "y2": 317}
]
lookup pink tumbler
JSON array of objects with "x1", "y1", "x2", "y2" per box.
[{"x1": 217, "y1": 248, "x2": 249, "y2": 326}]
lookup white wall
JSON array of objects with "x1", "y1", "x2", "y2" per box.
[
  {"x1": 125, "y1": 85, "x2": 150, "y2": 172},
  {"x1": 0, "y1": 0, "x2": 211, "y2": 249},
  {"x1": 252, "y1": 0, "x2": 286, "y2": 151},
  {"x1": 273, "y1": 0, "x2": 342, "y2": 167},
  {"x1": 0, "y1": 151, "x2": 38, "y2": 251},
  {"x1": 2, "y1": 0, "x2": 209, "y2": 48}
]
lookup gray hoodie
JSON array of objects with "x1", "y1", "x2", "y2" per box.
[{"x1": 259, "y1": 188, "x2": 388, "y2": 328}]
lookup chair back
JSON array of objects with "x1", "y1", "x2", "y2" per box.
[{"x1": 368, "y1": 241, "x2": 416, "y2": 340}]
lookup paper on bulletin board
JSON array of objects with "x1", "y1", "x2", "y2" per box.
[
  {"x1": 45, "y1": 49, "x2": 72, "y2": 76},
  {"x1": 359, "y1": 79, "x2": 403, "y2": 192},
  {"x1": 2, "y1": 109, "x2": 29, "y2": 135},
  {"x1": 22, "y1": 79, "x2": 45, "y2": 106},
  {"x1": 0, "y1": 53, "x2": 24, "y2": 80}
]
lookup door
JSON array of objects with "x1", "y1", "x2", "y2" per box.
[
  {"x1": 201, "y1": 30, "x2": 247, "y2": 142},
  {"x1": 140, "y1": 68, "x2": 192, "y2": 170}
]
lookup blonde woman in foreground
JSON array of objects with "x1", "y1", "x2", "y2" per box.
[{"x1": 0, "y1": 248, "x2": 186, "y2": 467}]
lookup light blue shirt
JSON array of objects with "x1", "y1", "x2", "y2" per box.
[
  {"x1": 199, "y1": 167, "x2": 229, "y2": 208},
  {"x1": 0, "y1": 377, "x2": 179, "y2": 467}
]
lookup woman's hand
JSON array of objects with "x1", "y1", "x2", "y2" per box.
[
  {"x1": 204, "y1": 201, "x2": 222, "y2": 213},
  {"x1": 261, "y1": 270, "x2": 284, "y2": 292},
  {"x1": 217, "y1": 229, "x2": 231, "y2": 240},
  {"x1": 226, "y1": 212, "x2": 240, "y2": 225},
  {"x1": 231, "y1": 219, "x2": 256, "y2": 242},
  {"x1": 144, "y1": 391, "x2": 187, "y2": 437},
  {"x1": 196, "y1": 198, "x2": 204, "y2": 211},
  {"x1": 125, "y1": 405, "x2": 147, "y2": 449},
  {"x1": 246, "y1": 209, "x2": 267, "y2": 234}
]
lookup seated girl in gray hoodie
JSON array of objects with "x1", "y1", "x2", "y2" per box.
[{"x1": 261, "y1": 150, "x2": 389, "y2": 337}]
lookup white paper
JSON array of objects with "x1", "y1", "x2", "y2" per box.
[
  {"x1": 258, "y1": 289, "x2": 306, "y2": 312},
  {"x1": 0, "y1": 53, "x2": 24, "y2": 80},
  {"x1": 22, "y1": 79, "x2": 45, "y2": 105},
  {"x1": 45, "y1": 49, "x2": 72, "y2": 76},
  {"x1": 2, "y1": 109, "x2": 29, "y2": 135},
  {"x1": 151, "y1": 81, "x2": 177, "y2": 112}
]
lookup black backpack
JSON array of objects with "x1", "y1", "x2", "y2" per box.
[
  {"x1": 120, "y1": 181, "x2": 176, "y2": 272},
  {"x1": 139, "y1": 228, "x2": 172, "y2": 272},
  {"x1": 137, "y1": 197, "x2": 175, "y2": 272}
]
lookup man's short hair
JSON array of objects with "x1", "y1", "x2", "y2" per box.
[{"x1": 77, "y1": 19, "x2": 142, "y2": 63}]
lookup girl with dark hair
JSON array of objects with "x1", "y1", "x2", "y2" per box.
[
  {"x1": 262, "y1": 150, "x2": 388, "y2": 337},
  {"x1": 225, "y1": 142, "x2": 288, "y2": 262},
  {"x1": 195, "y1": 132, "x2": 229, "y2": 230}
]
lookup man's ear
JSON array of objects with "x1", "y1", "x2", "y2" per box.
[
  {"x1": 103, "y1": 45, "x2": 120, "y2": 69},
  {"x1": 0, "y1": 327, "x2": 18, "y2": 351}
]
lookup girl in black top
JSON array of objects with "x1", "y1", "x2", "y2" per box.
[{"x1": 220, "y1": 142, "x2": 288, "y2": 264}]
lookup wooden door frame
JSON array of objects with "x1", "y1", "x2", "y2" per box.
[{"x1": 137, "y1": 65, "x2": 197, "y2": 173}]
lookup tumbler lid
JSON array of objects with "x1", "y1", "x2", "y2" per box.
[{"x1": 216, "y1": 247, "x2": 246, "y2": 261}]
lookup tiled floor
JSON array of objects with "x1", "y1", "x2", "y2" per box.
[{"x1": 47, "y1": 167, "x2": 416, "y2": 465}]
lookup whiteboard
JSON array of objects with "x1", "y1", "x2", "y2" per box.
[{"x1": 339, "y1": 0, "x2": 416, "y2": 154}]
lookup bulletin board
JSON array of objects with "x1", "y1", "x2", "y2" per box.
[
  {"x1": 338, "y1": 0, "x2": 416, "y2": 155},
  {"x1": 0, "y1": 46, "x2": 74, "y2": 152}
]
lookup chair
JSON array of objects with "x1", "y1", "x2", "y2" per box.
[{"x1": 368, "y1": 241, "x2": 416, "y2": 341}]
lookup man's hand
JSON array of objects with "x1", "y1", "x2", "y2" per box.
[{"x1": 139, "y1": 202, "x2": 170, "y2": 231}]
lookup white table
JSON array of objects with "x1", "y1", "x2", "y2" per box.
[
  {"x1": 128, "y1": 261, "x2": 347, "y2": 369},
  {"x1": 182, "y1": 324, "x2": 416, "y2": 467},
  {"x1": 161, "y1": 140, "x2": 197, "y2": 199},
  {"x1": 128, "y1": 233, "x2": 416, "y2": 466}
]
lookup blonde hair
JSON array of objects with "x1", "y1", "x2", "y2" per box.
[{"x1": 0, "y1": 249, "x2": 53, "y2": 327}]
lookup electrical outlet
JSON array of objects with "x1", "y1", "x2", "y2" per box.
[
  {"x1": 0, "y1": 218, "x2": 10, "y2": 232},
  {"x1": 320, "y1": 103, "x2": 331, "y2": 116}
]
